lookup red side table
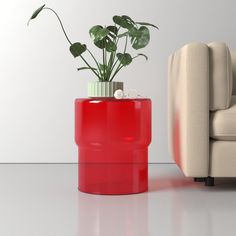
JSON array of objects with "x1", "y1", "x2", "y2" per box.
[{"x1": 75, "y1": 98, "x2": 152, "y2": 195}]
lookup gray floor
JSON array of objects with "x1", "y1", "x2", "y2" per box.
[{"x1": 0, "y1": 164, "x2": 236, "y2": 236}]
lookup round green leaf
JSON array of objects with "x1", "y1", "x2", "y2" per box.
[
  {"x1": 94, "y1": 36, "x2": 117, "y2": 51},
  {"x1": 121, "y1": 15, "x2": 135, "y2": 24},
  {"x1": 89, "y1": 25, "x2": 102, "y2": 40},
  {"x1": 132, "y1": 26, "x2": 150, "y2": 50},
  {"x1": 70, "y1": 42, "x2": 87, "y2": 57},
  {"x1": 105, "y1": 41, "x2": 117, "y2": 52},
  {"x1": 117, "y1": 53, "x2": 132, "y2": 66},
  {"x1": 97, "y1": 28, "x2": 110, "y2": 41},
  {"x1": 128, "y1": 27, "x2": 141, "y2": 38},
  {"x1": 89, "y1": 25, "x2": 109, "y2": 42},
  {"x1": 94, "y1": 39, "x2": 106, "y2": 49},
  {"x1": 107, "y1": 26, "x2": 118, "y2": 35},
  {"x1": 113, "y1": 15, "x2": 133, "y2": 30}
]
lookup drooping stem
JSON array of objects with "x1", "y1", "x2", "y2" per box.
[
  {"x1": 44, "y1": 7, "x2": 72, "y2": 45},
  {"x1": 44, "y1": 7, "x2": 100, "y2": 80}
]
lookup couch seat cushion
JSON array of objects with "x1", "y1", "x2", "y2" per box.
[{"x1": 211, "y1": 96, "x2": 236, "y2": 140}]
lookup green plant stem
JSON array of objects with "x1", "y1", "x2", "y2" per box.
[
  {"x1": 106, "y1": 41, "x2": 119, "y2": 81},
  {"x1": 86, "y1": 49, "x2": 102, "y2": 77},
  {"x1": 123, "y1": 35, "x2": 128, "y2": 52},
  {"x1": 44, "y1": 7, "x2": 100, "y2": 80},
  {"x1": 106, "y1": 27, "x2": 121, "y2": 81},
  {"x1": 106, "y1": 53, "x2": 115, "y2": 81},
  {"x1": 105, "y1": 49, "x2": 108, "y2": 81},
  {"x1": 44, "y1": 7, "x2": 72, "y2": 45},
  {"x1": 111, "y1": 37, "x2": 120, "y2": 67},
  {"x1": 109, "y1": 42, "x2": 120, "y2": 72},
  {"x1": 112, "y1": 28, "x2": 121, "y2": 63},
  {"x1": 110, "y1": 65, "x2": 124, "y2": 81},
  {"x1": 110, "y1": 35, "x2": 128, "y2": 81},
  {"x1": 80, "y1": 55, "x2": 100, "y2": 78},
  {"x1": 110, "y1": 59, "x2": 119, "y2": 74},
  {"x1": 102, "y1": 48, "x2": 106, "y2": 81},
  {"x1": 105, "y1": 49, "x2": 107, "y2": 65}
]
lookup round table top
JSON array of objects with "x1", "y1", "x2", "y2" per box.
[{"x1": 75, "y1": 98, "x2": 151, "y2": 103}]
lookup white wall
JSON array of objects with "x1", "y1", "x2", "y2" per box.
[{"x1": 1, "y1": 0, "x2": 236, "y2": 163}]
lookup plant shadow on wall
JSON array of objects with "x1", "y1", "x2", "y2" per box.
[{"x1": 28, "y1": 4, "x2": 158, "y2": 83}]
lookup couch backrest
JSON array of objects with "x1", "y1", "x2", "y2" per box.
[
  {"x1": 208, "y1": 42, "x2": 233, "y2": 111},
  {"x1": 231, "y1": 52, "x2": 236, "y2": 95}
]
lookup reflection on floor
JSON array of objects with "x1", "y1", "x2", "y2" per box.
[{"x1": 0, "y1": 163, "x2": 236, "y2": 236}]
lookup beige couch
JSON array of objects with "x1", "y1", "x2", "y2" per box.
[{"x1": 168, "y1": 42, "x2": 236, "y2": 186}]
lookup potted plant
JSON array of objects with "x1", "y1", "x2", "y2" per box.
[{"x1": 28, "y1": 4, "x2": 158, "y2": 97}]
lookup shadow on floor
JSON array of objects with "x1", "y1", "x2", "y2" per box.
[
  {"x1": 148, "y1": 177, "x2": 236, "y2": 192},
  {"x1": 208, "y1": 178, "x2": 236, "y2": 192},
  {"x1": 148, "y1": 177, "x2": 199, "y2": 192}
]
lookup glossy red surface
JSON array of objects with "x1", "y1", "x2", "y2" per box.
[{"x1": 75, "y1": 98, "x2": 152, "y2": 195}]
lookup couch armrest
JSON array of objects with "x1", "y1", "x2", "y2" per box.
[{"x1": 168, "y1": 43, "x2": 209, "y2": 177}]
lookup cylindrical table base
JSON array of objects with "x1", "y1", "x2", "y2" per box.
[
  {"x1": 78, "y1": 148, "x2": 148, "y2": 195},
  {"x1": 75, "y1": 98, "x2": 151, "y2": 195}
]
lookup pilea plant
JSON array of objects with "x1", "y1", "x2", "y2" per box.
[{"x1": 28, "y1": 4, "x2": 158, "y2": 82}]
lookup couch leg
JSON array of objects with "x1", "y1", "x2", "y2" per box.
[
  {"x1": 194, "y1": 177, "x2": 205, "y2": 182},
  {"x1": 205, "y1": 176, "x2": 214, "y2": 186}
]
